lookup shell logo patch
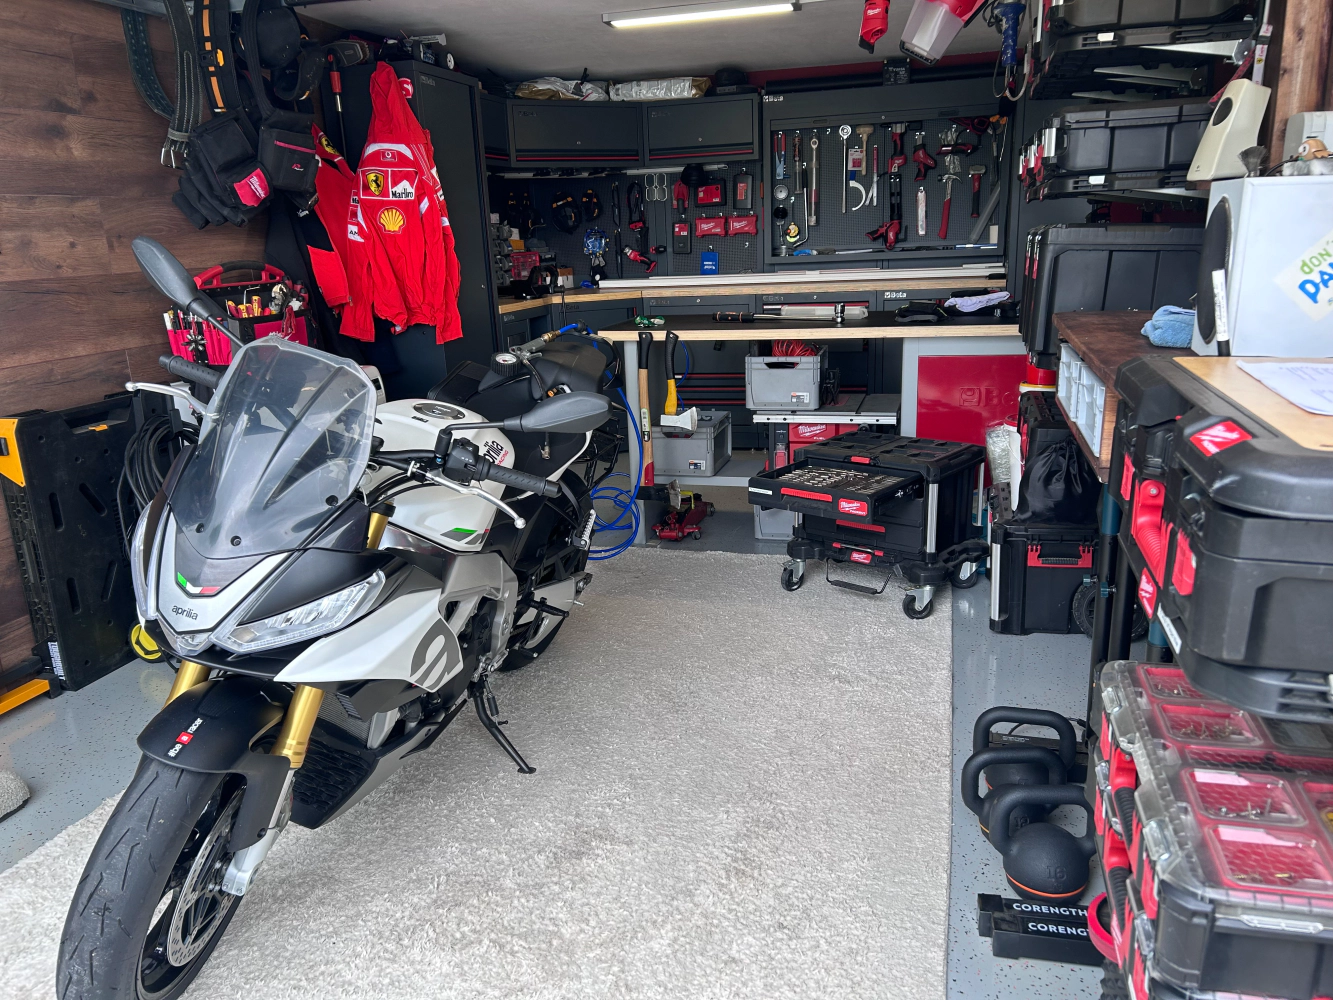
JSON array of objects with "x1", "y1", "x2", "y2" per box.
[
  {"x1": 378, "y1": 207, "x2": 406, "y2": 234},
  {"x1": 365, "y1": 170, "x2": 386, "y2": 196}
]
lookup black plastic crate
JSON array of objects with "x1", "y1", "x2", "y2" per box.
[
  {"x1": 1036, "y1": 100, "x2": 1212, "y2": 179},
  {"x1": 1031, "y1": 169, "x2": 1194, "y2": 202},
  {"x1": 747, "y1": 459, "x2": 922, "y2": 524},
  {"x1": 1021, "y1": 224, "x2": 1202, "y2": 367},
  {"x1": 990, "y1": 501, "x2": 1097, "y2": 635},
  {"x1": 1045, "y1": 0, "x2": 1254, "y2": 35},
  {"x1": 0, "y1": 395, "x2": 168, "y2": 690},
  {"x1": 1032, "y1": 21, "x2": 1253, "y2": 99}
]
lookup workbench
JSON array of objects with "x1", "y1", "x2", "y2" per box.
[{"x1": 599, "y1": 312, "x2": 1022, "y2": 543}]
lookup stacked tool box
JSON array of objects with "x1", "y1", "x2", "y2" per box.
[
  {"x1": 1111, "y1": 356, "x2": 1333, "y2": 722},
  {"x1": 1019, "y1": 224, "x2": 1203, "y2": 369},
  {"x1": 1019, "y1": 101, "x2": 1213, "y2": 203},
  {"x1": 1030, "y1": 2, "x2": 1258, "y2": 100},
  {"x1": 1092, "y1": 659, "x2": 1333, "y2": 1000},
  {"x1": 751, "y1": 432, "x2": 986, "y2": 616}
]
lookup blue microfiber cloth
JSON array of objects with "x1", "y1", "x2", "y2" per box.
[{"x1": 1141, "y1": 305, "x2": 1195, "y2": 348}]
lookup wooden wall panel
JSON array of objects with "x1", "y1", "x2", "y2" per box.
[{"x1": 0, "y1": 0, "x2": 264, "y2": 675}]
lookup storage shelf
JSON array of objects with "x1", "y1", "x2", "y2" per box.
[{"x1": 662, "y1": 456, "x2": 766, "y2": 488}]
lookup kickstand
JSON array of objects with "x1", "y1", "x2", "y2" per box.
[{"x1": 469, "y1": 680, "x2": 536, "y2": 774}]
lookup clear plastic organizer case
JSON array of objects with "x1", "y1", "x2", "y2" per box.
[{"x1": 1101, "y1": 660, "x2": 1333, "y2": 914}]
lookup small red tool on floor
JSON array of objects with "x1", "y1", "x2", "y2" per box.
[{"x1": 652, "y1": 488, "x2": 715, "y2": 542}]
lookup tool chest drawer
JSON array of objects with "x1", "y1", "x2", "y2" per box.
[
  {"x1": 747, "y1": 459, "x2": 923, "y2": 524},
  {"x1": 1096, "y1": 660, "x2": 1333, "y2": 999}
]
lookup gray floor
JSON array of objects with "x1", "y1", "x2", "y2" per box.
[
  {"x1": 0, "y1": 513, "x2": 1114, "y2": 998},
  {"x1": 0, "y1": 660, "x2": 173, "y2": 872},
  {"x1": 946, "y1": 588, "x2": 1104, "y2": 1000}
]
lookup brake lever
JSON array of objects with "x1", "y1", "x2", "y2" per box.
[
  {"x1": 126, "y1": 381, "x2": 206, "y2": 416},
  {"x1": 419, "y1": 464, "x2": 528, "y2": 529}
]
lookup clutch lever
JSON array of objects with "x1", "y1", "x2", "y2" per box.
[
  {"x1": 126, "y1": 381, "x2": 206, "y2": 417},
  {"x1": 418, "y1": 464, "x2": 528, "y2": 529}
]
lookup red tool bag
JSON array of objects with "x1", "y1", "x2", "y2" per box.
[{"x1": 165, "y1": 260, "x2": 311, "y2": 366}]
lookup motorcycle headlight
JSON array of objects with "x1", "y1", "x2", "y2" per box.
[
  {"x1": 130, "y1": 511, "x2": 150, "y2": 619},
  {"x1": 214, "y1": 570, "x2": 385, "y2": 654}
]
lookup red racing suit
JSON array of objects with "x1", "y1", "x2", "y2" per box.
[
  {"x1": 309, "y1": 126, "x2": 407, "y2": 342},
  {"x1": 359, "y1": 62, "x2": 463, "y2": 344}
]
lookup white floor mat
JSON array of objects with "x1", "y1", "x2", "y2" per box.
[{"x1": 0, "y1": 549, "x2": 953, "y2": 1000}]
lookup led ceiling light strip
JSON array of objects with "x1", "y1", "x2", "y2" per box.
[{"x1": 603, "y1": 0, "x2": 799, "y2": 29}]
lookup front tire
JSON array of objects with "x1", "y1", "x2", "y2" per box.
[{"x1": 58, "y1": 756, "x2": 245, "y2": 1000}]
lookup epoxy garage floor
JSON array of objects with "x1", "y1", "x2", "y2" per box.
[{"x1": 0, "y1": 549, "x2": 965, "y2": 1000}]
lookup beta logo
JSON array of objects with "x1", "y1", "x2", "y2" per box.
[
  {"x1": 837, "y1": 498, "x2": 869, "y2": 517},
  {"x1": 166, "y1": 717, "x2": 204, "y2": 758},
  {"x1": 1189, "y1": 420, "x2": 1252, "y2": 457}
]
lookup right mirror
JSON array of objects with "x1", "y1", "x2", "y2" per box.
[{"x1": 504, "y1": 392, "x2": 610, "y2": 435}]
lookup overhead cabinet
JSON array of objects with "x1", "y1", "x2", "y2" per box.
[
  {"x1": 645, "y1": 95, "x2": 759, "y2": 162},
  {"x1": 508, "y1": 100, "x2": 643, "y2": 166},
  {"x1": 480, "y1": 93, "x2": 510, "y2": 164}
]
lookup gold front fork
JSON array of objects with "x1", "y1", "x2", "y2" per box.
[
  {"x1": 272, "y1": 684, "x2": 324, "y2": 769},
  {"x1": 164, "y1": 659, "x2": 210, "y2": 706}
]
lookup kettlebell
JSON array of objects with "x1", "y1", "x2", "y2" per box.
[
  {"x1": 988, "y1": 784, "x2": 1097, "y2": 902},
  {"x1": 961, "y1": 747, "x2": 1067, "y2": 841},
  {"x1": 972, "y1": 707, "x2": 1077, "y2": 789}
]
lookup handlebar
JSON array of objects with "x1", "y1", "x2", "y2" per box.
[
  {"x1": 474, "y1": 459, "x2": 561, "y2": 497},
  {"x1": 158, "y1": 354, "x2": 222, "y2": 390}
]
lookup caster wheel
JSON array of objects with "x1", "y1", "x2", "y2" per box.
[
  {"x1": 951, "y1": 562, "x2": 982, "y2": 589},
  {"x1": 902, "y1": 593, "x2": 933, "y2": 619},
  {"x1": 691, "y1": 530, "x2": 702, "y2": 540},
  {"x1": 781, "y1": 566, "x2": 805, "y2": 592},
  {"x1": 1071, "y1": 580, "x2": 1151, "y2": 641}
]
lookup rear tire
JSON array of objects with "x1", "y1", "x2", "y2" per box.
[{"x1": 58, "y1": 756, "x2": 244, "y2": 1000}]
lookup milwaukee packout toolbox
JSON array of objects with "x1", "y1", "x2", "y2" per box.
[
  {"x1": 1019, "y1": 224, "x2": 1203, "y2": 368},
  {"x1": 1111, "y1": 356, "x2": 1333, "y2": 721},
  {"x1": 755, "y1": 433, "x2": 987, "y2": 605},
  {"x1": 1043, "y1": 0, "x2": 1255, "y2": 36},
  {"x1": 989, "y1": 485, "x2": 1097, "y2": 635},
  {"x1": 1031, "y1": 19, "x2": 1256, "y2": 100},
  {"x1": 1092, "y1": 660, "x2": 1333, "y2": 999}
]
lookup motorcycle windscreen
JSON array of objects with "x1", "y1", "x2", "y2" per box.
[{"x1": 170, "y1": 338, "x2": 376, "y2": 559}]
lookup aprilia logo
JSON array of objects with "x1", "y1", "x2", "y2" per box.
[
  {"x1": 170, "y1": 605, "x2": 199, "y2": 620},
  {"x1": 838, "y1": 498, "x2": 869, "y2": 517},
  {"x1": 1189, "y1": 420, "x2": 1252, "y2": 456}
]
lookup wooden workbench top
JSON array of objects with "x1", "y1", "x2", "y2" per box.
[
  {"x1": 1053, "y1": 311, "x2": 1192, "y2": 384},
  {"x1": 597, "y1": 313, "x2": 1020, "y2": 342},
  {"x1": 497, "y1": 272, "x2": 1008, "y2": 316},
  {"x1": 1176, "y1": 356, "x2": 1333, "y2": 452}
]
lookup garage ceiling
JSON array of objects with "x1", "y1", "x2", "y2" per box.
[{"x1": 305, "y1": 0, "x2": 1003, "y2": 80}]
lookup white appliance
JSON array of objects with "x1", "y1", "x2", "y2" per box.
[
  {"x1": 1191, "y1": 175, "x2": 1333, "y2": 357},
  {"x1": 1187, "y1": 79, "x2": 1270, "y2": 182}
]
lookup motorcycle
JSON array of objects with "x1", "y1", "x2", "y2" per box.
[{"x1": 58, "y1": 238, "x2": 618, "y2": 1000}]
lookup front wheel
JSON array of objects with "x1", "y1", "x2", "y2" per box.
[{"x1": 58, "y1": 757, "x2": 245, "y2": 1000}]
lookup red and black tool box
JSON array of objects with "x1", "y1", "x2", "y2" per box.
[
  {"x1": 1017, "y1": 389, "x2": 1072, "y2": 466},
  {"x1": 1032, "y1": 100, "x2": 1212, "y2": 183},
  {"x1": 1112, "y1": 356, "x2": 1333, "y2": 721},
  {"x1": 988, "y1": 484, "x2": 1097, "y2": 635},
  {"x1": 1043, "y1": 0, "x2": 1254, "y2": 36},
  {"x1": 758, "y1": 433, "x2": 987, "y2": 611},
  {"x1": 165, "y1": 260, "x2": 311, "y2": 366},
  {"x1": 1098, "y1": 660, "x2": 1333, "y2": 1000},
  {"x1": 1019, "y1": 224, "x2": 1202, "y2": 368},
  {"x1": 1031, "y1": 19, "x2": 1256, "y2": 99}
]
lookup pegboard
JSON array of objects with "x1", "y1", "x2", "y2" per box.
[
  {"x1": 491, "y1": 170, "x2": 762, "y2": 283},
  {"x1": 766, "y1": 117, "x2": 1004, "y2": 260}
]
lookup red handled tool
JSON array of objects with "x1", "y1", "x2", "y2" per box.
[
  {"x1": 624, "y1": 246, "x2": 657, "y2": 274},
  {"x1": 912, "y1": 131, "x2": 937, "y2": 182},
  {"x1": 938, "y1": 155, "x2": 960, "y2": 240},
  {"x1": 867, "y1": 172, "x2": 903, "y2": 248},
  {"x1": 970, "y1": 165, "x2": 986, "y2": 218}
]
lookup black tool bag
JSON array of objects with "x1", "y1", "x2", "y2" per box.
[
  {"x1": 1014, "y1": 436, "x2": 1099, "y2": 524},
  {"x1": 173, "y1": 110, "x2": 270, "y2": 228},
  {"x1": 241, "y1": 0, "x2": 317, "y2": 209}
]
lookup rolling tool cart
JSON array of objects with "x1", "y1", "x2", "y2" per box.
[
  {"x1": 1094, "y1": 660, "x2": 1333, "y2": 1000},
  {"x1": 749, "y1": 431, "x2": 986, "y2": 618},
  {"x1": 1108, "y1": 356, "x2": 1333, "y2": 722}
]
